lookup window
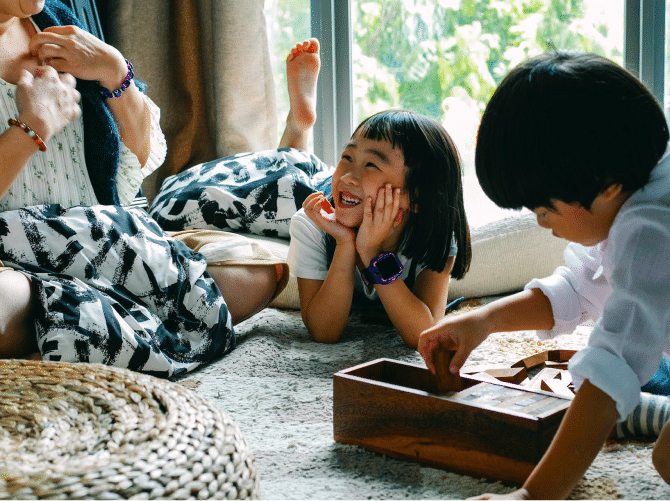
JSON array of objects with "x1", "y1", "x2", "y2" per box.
[
  {"x1": 266, "y1": 1, "x2": 664, "y2": 208},
  {"x1": 264, "y1": 0, "x2": 312, "y2": 144}
]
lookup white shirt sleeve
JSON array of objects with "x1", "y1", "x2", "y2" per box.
[
  {"x1": 115, "y1": 94, "x2": 167, "y2": 205},
  {"x1": 287, "y1": 209, "x2": 329, "y2": 281},
  {"x1": 569, "y1": 208, "x2": 670, "y2": 421},
  {"x1": 525, "y1": 242, "x2": 607, "y2": 339}
]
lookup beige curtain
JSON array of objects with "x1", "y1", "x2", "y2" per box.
[{"x1": 105, "y1": 0, "x2": 278, "y2": 201}]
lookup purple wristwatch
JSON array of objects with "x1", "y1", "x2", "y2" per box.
[{"x1": 361, "y1": 252, "x2": 404, "y2": 286}]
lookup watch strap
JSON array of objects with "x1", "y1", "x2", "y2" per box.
[{"x1": 361, "y1": 267, "x2": 375, "y2": 287}]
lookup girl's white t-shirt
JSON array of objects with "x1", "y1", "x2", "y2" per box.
[{"x1": 287, "y1": 208, "x2": 457, "y2": 302}]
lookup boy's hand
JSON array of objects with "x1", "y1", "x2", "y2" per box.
[
  {"x1": 302, "y1": 192, "x2": 355, "y2": 244},
  {"x1": 468, "y1": 488, "x2": 531, "y2": 500},
  {"x1": 417, "y1": 310, "x2": 490, "y2": 375},
  {"x1": 356, "y1": 184, "x2": 403, "y2": 265}
]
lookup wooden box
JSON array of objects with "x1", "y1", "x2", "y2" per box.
[{"x1": 333, "y1": 358, "x2": 571, "y2": 484}]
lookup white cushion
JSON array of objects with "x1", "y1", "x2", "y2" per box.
[{"x1": 449, "y1": 211, "x2": 567, "y2": 299}]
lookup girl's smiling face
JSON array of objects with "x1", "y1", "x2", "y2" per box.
[{"x1": 331, "y1": 133, "x2": 410, "y2": 228}]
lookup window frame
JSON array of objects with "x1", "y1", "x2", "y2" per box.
[{"x1": 310, "y1": 0, "x2": 666, "y2": 167}]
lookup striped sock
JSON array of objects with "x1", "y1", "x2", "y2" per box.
[{"x1": 615, "y1": 392, "x2": 670, "y2": 439}]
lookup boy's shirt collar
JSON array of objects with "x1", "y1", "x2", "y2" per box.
[{"x1": 608, "y1": 140, "x2": 670, "y2": 232}]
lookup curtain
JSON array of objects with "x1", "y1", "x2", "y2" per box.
[{"x1": 103, "y1": 0, "x2": 278, "y2": 201}]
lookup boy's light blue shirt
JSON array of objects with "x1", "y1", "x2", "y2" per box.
[{"x1": 526, "y1": 144, "x2": 670, "y2": 421}]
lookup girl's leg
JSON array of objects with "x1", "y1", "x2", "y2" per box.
[
  {"x1": 279, "y1": 38, "x2": 320, "y2": 151},
  {"x1": 207, "y1": 264, "x2": 280, "y2": 325},
  {"x1": 653, "y1": 420, "x2": 670, "y2": 483},
  {"x1": 0, "y1": 270, "x2": 36, "y2": 358}
]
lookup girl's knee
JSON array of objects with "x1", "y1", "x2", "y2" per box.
[
  {"x1": 653, "y1": 422, "x2": 670, "y2": 483},
  {"x1": 207, "y1": 265, "x2": 279, "y2": 324},
  {"x1": 0, "y1": 270, "x2": 35, "y2": 357}
]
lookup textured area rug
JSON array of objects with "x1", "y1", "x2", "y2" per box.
[{"x1": 176, "y1": 304, "x2": 670, "y2": 500}]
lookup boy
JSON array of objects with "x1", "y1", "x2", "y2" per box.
[{"x1": 418, "y1": 51, "x2": 670, "y2": 499}]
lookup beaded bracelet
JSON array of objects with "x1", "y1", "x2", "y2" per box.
[
  {"x1": 7, "y1": 118, "x2": 47, "y2": 152},
  {"x1": 100, "y1": 59, "x2": 134, "y2": 99}
]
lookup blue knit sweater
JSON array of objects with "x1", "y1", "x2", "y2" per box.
[{"x1": 33, "y1": 0, "x2": 138, "y2": 205}]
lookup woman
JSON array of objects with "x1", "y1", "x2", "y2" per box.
[{"x1": 0, "y1": 0, "x2": 283, "y2": 378}]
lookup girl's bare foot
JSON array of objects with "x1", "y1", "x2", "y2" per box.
[{"x1": 279, "y1": 38, "x2": 320, "y2": 151}]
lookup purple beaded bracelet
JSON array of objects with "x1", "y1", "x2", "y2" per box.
[{"x1": 100, "y1": 59, "x2": 134, "y2": 99}]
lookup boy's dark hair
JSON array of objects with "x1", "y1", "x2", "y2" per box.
[
  {"x1": 327, "y1": 110, "x2": 471, "y2": 279},
  {"x1": 476, "y1": 51, "x2": 670, "y2": 211}
]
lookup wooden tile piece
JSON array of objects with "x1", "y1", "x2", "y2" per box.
[
  {"x1": 472, "y1": 372, "x2": 501, "y2": 383},
  {"x1": 512, "y1": 351, "x2": 548, "y2": 370},
  {"x1": 483, "y1": 367, "x2": 528, "y2": 385},
  {"x1": 547, "y1": 350, "x2": 577, "y2": 362},
  {"x1": 434, "y1": 350, "x2": 462, "y2": 393},
  {"x1": 544, "y1": 361, "x2": 569, "y2": 370},
  {"x1": 541, "y1": 378, "x2": 575, "y2": 398},
  {"x1": 526, "y1": 368, "x2": 563, "y2": 391},
  {"x1": 461, "y1": 363, "x2": 512, "y2": 374}
]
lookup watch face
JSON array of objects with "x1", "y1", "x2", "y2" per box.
[{"x1": 376, "y1": 254, "x2": 402, "y2": 278}]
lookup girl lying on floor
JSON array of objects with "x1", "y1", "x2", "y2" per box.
[{"x1": 149, "y1": 39, "x2": 472, "y2": 348}]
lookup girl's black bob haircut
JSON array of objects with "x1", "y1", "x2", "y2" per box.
[
  {"x1": 353, "y1": 109, "x2": 471, "y2": 279},
  {"x1": 476, "y1": 51, "x2": 669, "y2": 211}
]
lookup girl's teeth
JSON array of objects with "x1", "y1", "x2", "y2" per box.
[{"x1": 340, "y1": 193, "x2": 361, "y2": 206}]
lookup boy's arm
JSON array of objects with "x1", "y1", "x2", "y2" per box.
[
  {"x1": 524, "y1": 379, "x2": 619, "y2": 498},
  {"x1": 419, "y1": 288, "x2": 555, "y2": 374},
  {"x1": 298, "y1": 240, "x2": 357, "y2": 343},
  {"x1": 477, "y1": 380, "x2": 618, "y2": 500},
  {"x1": 372, "y1": 259, "x2": 454, "y2": 348}
]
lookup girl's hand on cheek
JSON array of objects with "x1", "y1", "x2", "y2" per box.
[
  {"x1": 302, "y1": 192, "x2": 355, "y2": 244},
  {"x1": 356, "y1": 184, "x2": 401, "y2": 263}
]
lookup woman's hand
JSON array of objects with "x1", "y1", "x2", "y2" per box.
[
  {"x1": 29, "y1": 25, "x2": 128, "y2": 91},
  {"x1": 356, "y1": 184, "x2": 403, "y2": 265},
  {"x1": 302, "y1": 192, "x2": 356, "y2": 244},
  {"x1": 417, "y1": 308, "x2": 490, "y2": 376},
  {"x1": 15, "y1": 67, "x2": 81, "y2": 141}
]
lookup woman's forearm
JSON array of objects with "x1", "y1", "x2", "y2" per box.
[
  {"x1": 103, "y1": 83, "x2": 150, "y2": 166},
  {"x1": 0, "y1": 127, "x2": 41, "y2": 198}
]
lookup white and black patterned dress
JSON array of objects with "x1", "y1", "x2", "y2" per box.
[
  {"x1": 149, "y1": 148, "x2": 334, "y2": 238},
  {"x1": 0, "y1": 205, "x2": 232, "y2": 378},
  {"x1": 1, "y1": 70, "x2": 232, "y2": 379}
]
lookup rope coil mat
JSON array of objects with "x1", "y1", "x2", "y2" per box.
[{"x1": 0, "y1": 360, "x2": 259, "y2": 499}]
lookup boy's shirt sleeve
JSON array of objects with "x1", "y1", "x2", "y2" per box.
[
  {"x1": 570, "y1": 208, "x2": 670, "y2": 421},
  {"x1": 525, "y1": 242, "x2": 607, "y2": 339},
  {"x1": 287, "y1": 209, "x2": 329, "y2": 281}
]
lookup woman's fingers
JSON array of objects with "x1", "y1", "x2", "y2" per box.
[{"x1": 59, "y1": 72, "x2": 77, "y2": 88}]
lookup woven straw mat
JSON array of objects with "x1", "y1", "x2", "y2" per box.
[{"x1": 0, "y1": 360, "x2": 259, "y2": 499}]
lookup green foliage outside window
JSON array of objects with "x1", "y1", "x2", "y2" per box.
[
  {"x1": 352, "y1": 0, "x2": 622, "y2": 123},
  {"x1": 265, "y1": 0, "x2": 623, "y2": 137}
]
